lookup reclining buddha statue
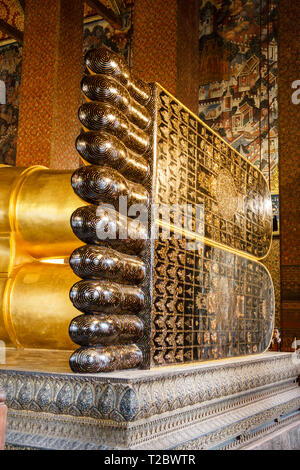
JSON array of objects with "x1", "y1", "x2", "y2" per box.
[{"x1": 0, "y1": 47, "x2": 274, "y2": 374}]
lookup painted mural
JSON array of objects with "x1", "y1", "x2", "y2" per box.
[
  {"x1": 198, "y1": 0, "x2": 278, "y2": 193},
  {"x1": 0, "y1": 14, "x2": 133, "y2": 165},
  {"x1": 0, "y1": 43, "x2": 21, "y2": 165}
]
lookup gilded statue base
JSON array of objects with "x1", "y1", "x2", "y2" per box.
[{"x1": 0, "y1": 349, "x2": 299, "y2": 450}]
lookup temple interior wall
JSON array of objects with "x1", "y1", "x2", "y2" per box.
[{"x1": 0, "y1": 0, "x2": 297, "y2": 345}]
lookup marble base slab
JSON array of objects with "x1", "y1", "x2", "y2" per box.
[{"x1": 0, "y1": 349, "x2": 299, "y2": 450}]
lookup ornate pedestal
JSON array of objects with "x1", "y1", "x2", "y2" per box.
[{"x1": 0, "y1": 349, "x2": 299, "y2": 450}]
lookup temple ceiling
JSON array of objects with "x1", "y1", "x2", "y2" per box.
[{"x1": 0, "y1": 0, "x2": 130, "y2": 44}]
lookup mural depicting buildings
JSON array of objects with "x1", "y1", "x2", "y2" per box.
[{"x1": 198, "y1": 0, "x2": 278, "y2": 192}]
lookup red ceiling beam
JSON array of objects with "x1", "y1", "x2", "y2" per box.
[
  {"x1": 0, "y1": 19, "x2": 24, "y2": 44},
  {"x1": 109, "y1": 0, "x2": 126, "y2": 15},
  {"x1": 85, "y1": 0, "x2": 122, "y2": 29}
]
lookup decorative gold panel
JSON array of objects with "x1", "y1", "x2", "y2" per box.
[
  {"x1": 153, "y1": 85, "x2": 273, "y2": 260},
  {"x1": 151, "y1": 231, "x2": 274, "y2": 366}
]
